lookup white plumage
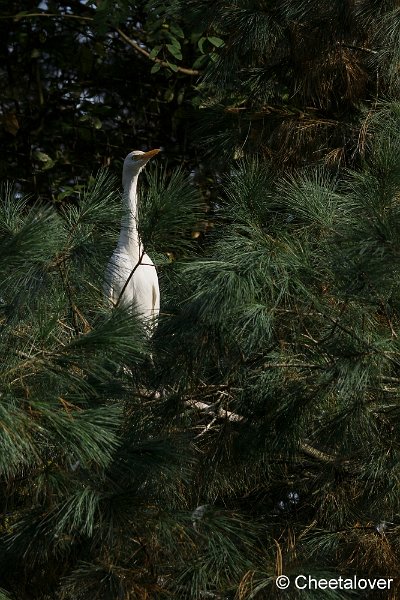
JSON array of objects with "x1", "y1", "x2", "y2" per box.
[{"x1": 104, "y1": 149, "x2": 160, "y2": 323}]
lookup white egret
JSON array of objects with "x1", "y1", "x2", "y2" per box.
[{"x1": 104, "y1": 149, "x2": 160, "y2": 324}]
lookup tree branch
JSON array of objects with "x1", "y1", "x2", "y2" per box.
[
  {"x1": 115, "y1": 27, "x2": 200, "y2": 77},
  {"x1": 185, "y1": 399, "x2": 339, "y2": 464},
  {"x1": 5, "y1": 9, "x2": 200, "y2": 76},
  {"x1": 262, "y1": 362, "x2": 325, "y2": 369},
  {"x1": 0, "y1": 12, "x2": 93, "y2": 21}
]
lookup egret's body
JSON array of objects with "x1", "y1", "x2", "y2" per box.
[{"x1": 104, "y1": 149, "x2": 160, "y2": 323}]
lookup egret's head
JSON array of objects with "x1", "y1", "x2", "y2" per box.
[{"x1": 122, "y1": 148, "x2": 160, "y2": 187}]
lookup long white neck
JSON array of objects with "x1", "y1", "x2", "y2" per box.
[{"x1": 118, "y1": 173, "x2": 142, "y2": 260}]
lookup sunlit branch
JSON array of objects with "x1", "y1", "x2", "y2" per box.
[{"x1": 115, "y1": 27, "x2": 200, "y2": 77}]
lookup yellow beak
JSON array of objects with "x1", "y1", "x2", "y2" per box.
[{"x1": 140, "y1": 148, "x2": 161, "y2": 159}]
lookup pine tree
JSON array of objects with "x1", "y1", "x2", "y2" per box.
[
  {"x1": 0, "y1": 168, "x2": 268, "y2": 600},
  {"x1": 1, "y1": 102, "x2": 400, "y2": 600},
  {"x1": 175, "y1": 0, "x2": 400, "y2": 170},
  {"x1": 1, "y1": 1, "x2": 400, "y2": 599},
  {"x1": 155, "y1": 102, "x2": 400, "y2": 598}
]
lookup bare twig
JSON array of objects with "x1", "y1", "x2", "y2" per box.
[
  {"x1": 299, "y1": 442, "x2": 338, "y2": 463},
  {"x1": 0, "y1": 12, "x2": 93, "y2": 21},
  {"x1": 262, "y1": 362, "x2": 325, "y2": 369},
  {"x1": 337, "y1": 42, "x2": 378, "y2": 55},
  {"x1": 185, "y1": 399, "x2": 243, "y2": 422},
  {"x1": 58, "y1": 265, "x2": 91, "y2": 334},
  {"x1": 185, "y1": 398, "x2": 339, "y2": 463}
]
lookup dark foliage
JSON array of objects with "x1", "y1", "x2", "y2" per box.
[{"x1": 0, "y1": 1, "x2": 399, "y2": 599}]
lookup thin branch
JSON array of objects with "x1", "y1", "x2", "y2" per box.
[
  {"x1": 381, "y1": 376, "x2": 400, "y2": 383},
  {"x1": 115, "y1": 27, "x2": 200, "y2": 77},
  {"x1": 58, "y1": 265, "x2": 91, "y2": 334},
  {"x1": 317, "y1": 301, "x2": 348, "y2": 345},
  {"x1": 0, "y1": 12, "x2": 93, "y2": 21},
  {"x1": 262, "y1": 362, "x2": 325, "y2": 369},
  {"x1": 326, "y1": 314, "x2": 400, "y2": 367},
  {"x1": 185, "y1": 399, "x2": 243, "y2": 422},
  {"x1": 115, "y1": 248, "x2": 145, "y2": 308},
  {"x1": 337, "y1": 42, "x2": 378, "y2": 55},
  {"x1": 299, "y1": 442, "x2": 338, "y2": 463},
  {"x1": 195, "y1": 416, "x2": 218, "y2": 437}
]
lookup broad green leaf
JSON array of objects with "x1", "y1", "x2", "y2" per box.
[
  {"x1": 150, "y1": 62, "x2": 162, "y2": 74},
  {"x1": 177, "y1": 88, "x2": 185, "y2": 105},
  {"x1": 197, "y1": 36, "x2": 207, "y2": 54},
  {"x1": 166, "y1": 44, "x2": 182, "y2": 60},
  {"x1": 170, "y1": 23, "x2": 185, "y2": 39},
  {"x1": 166, "y1": 61, "x2": 178, "y2": 72},
  {"x1": 208, "y1": 36, "x2": 224, "y2": 47},
  {"x1": 149, "y1": 45, "x2": 162, "y2": 60},
  {"x1": 192, "y1": 55, "x2": 208, "y2": 69}
]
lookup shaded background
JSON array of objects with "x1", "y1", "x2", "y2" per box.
[{"x1": 2, "y1": 0, "x2": 399, "y2": 201}]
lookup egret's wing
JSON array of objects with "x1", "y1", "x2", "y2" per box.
[
  {"x1": 127, "y1": 254, "x2": 160, "y2": 320},
  {"x1": 104, "y1": 250, "x2": 132, "y2": 307}
]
